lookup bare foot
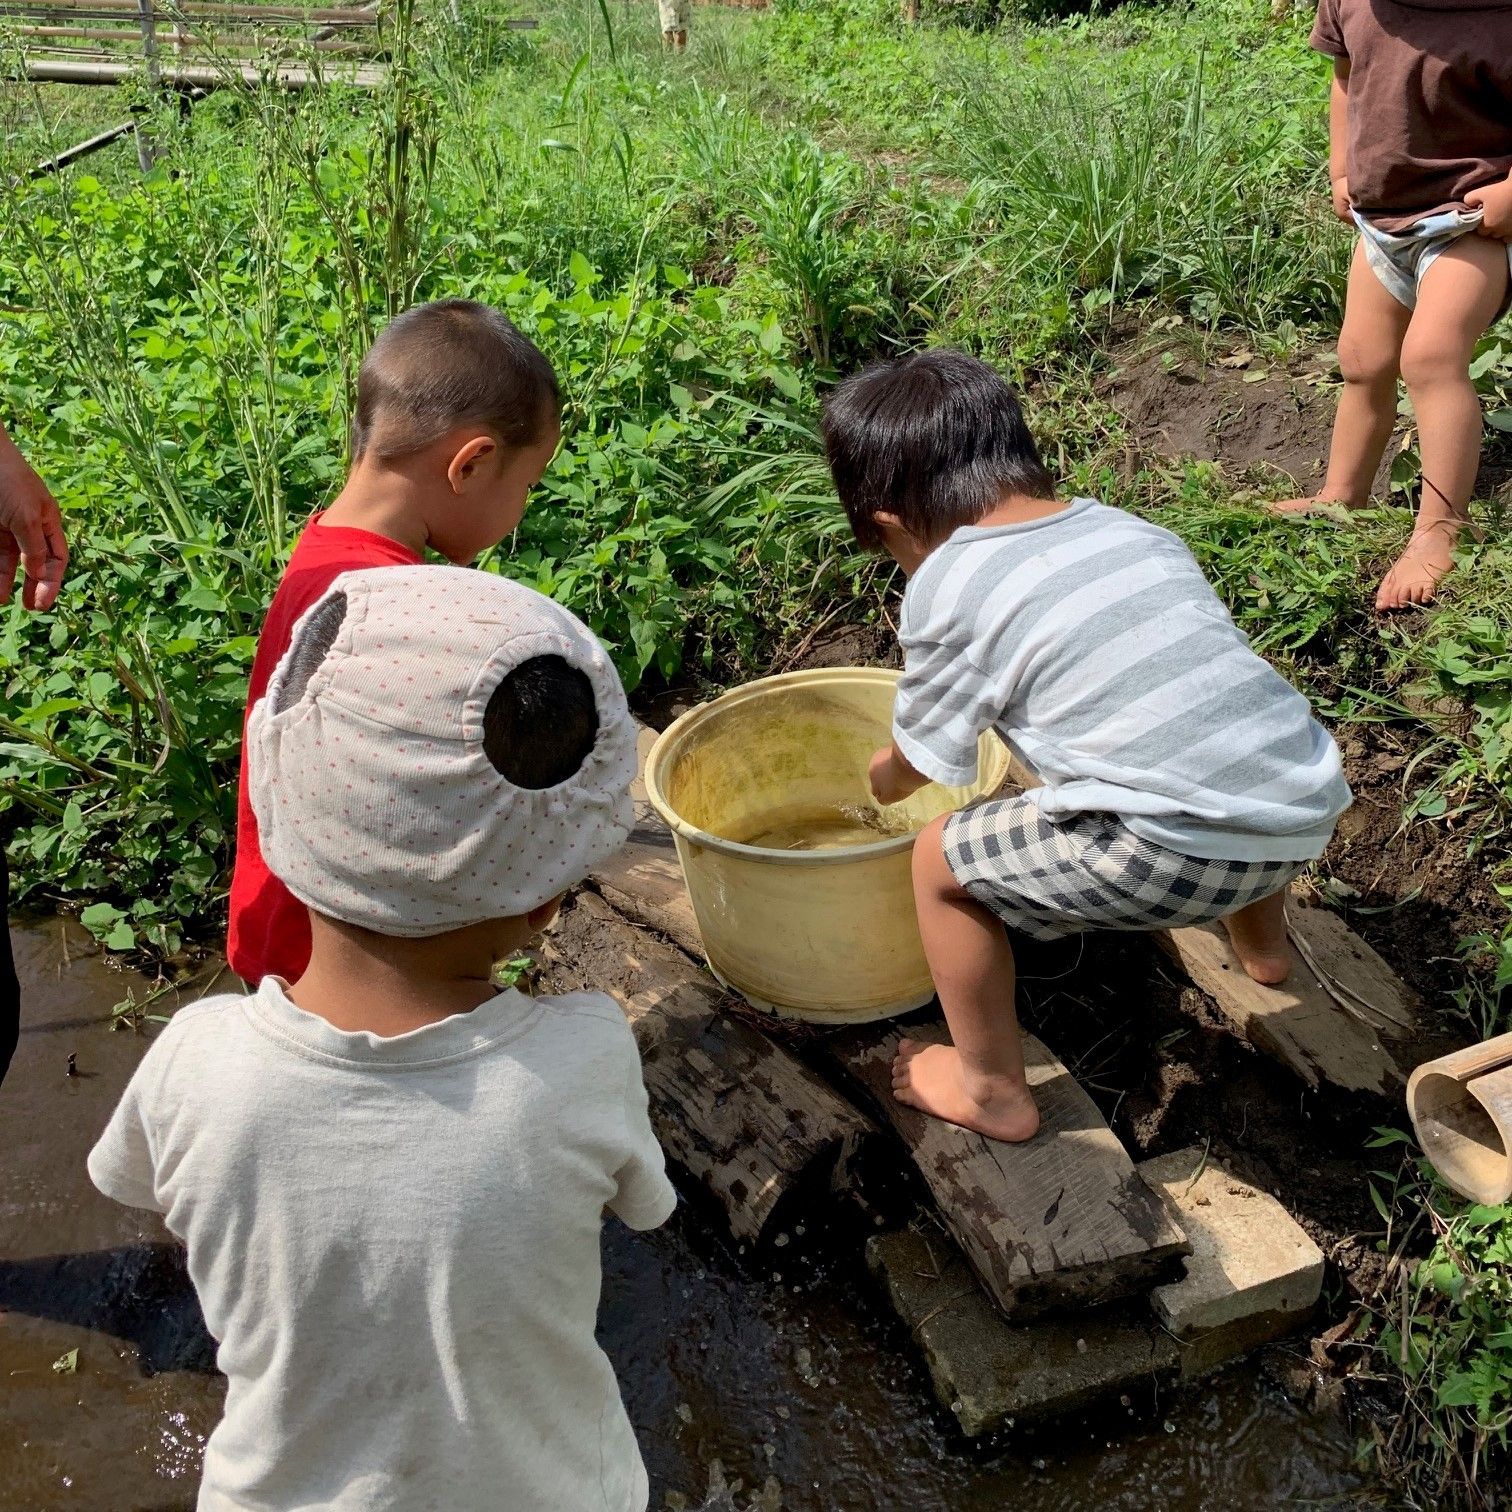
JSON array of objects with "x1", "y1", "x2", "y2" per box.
[
  {"x1": 1220, "y1": 891, "x2": 1291, "y2": 985},
  {"x1": 1376, "y1": 526, "x2": 1458, "y2": 611},
  {"x1": 1267, "y1": 496, "x2": 1355, "y2": 518},
  {"x1": 890, "y1": 1040, "x2": 1042, "y2": 1142}
]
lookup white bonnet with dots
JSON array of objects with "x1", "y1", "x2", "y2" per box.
[{"x1": 247, "y1": 564, "x2": 636, "y2": 936}]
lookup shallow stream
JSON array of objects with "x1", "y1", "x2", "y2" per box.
[{"x1": 0, "y1": 917, "x2": 1371, "y2": 1510}]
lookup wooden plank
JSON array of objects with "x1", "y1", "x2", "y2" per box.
[
  {"x1": 826, "y1": 1021, "x2": 1187, "y2": 1318},
  {"x1": 588, "y1": 723, "x2": 704, "y2": 958},
  {"x1": 1158, "y1": 889, "x2": 1414, "y2": 1098},
  {"x1": 1286, "y1": 890, "x2": 1418, "y2": 1039},
  {"x1": 543, "y1": 892, "x2": 877, "y2": 1244}
]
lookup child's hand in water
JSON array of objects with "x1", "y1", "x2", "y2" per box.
[{"x1": 869, "y1": 743, "x2": 924, "y2": 806}]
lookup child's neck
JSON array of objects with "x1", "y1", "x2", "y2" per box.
[
  {"x1": 972, "y1": 492, "x2": 1069, "y2": 530},
  {"x1": 287, "y1": 915, "x2": 527, "y2": 1038},
  {"x1": 319, "y1": 459, "x2": 436, "y2": 557},
  {"x1": 892, "y1": 493, "x2": 1070, "y2": 576}
]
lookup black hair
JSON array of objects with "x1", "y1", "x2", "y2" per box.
[
  {"x1": 483, "y1": 654, "x2": 599, "y2": 790},
  {"x1": 352, "y1": 299, "x2": 561, "y2": 462},
  {"x1": 821, "y1": 349, "x2": 1056, "y2": 552}
]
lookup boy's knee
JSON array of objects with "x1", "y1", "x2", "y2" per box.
[
  {"x1": 1399, "y1": 331, "x2": 1468, "y2": 392},
  {"x1": 1337, "y1": 333, "x2": 1399, "y2": 390}
]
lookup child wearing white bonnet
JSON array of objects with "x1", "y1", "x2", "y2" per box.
[{"x1": 87, "y1": 565, "x2": 676, "y2": 1512}]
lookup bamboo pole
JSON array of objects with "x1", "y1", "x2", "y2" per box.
[
  {"x1": 1407, "y1": 1032, "x2": 1512, "y2": 1204},
  {"x1": 26, "y1": 116, "x2": 136, "y2": 177},
  {"x1": 14, "y1": 53, "x2": 387, "y2": 82},
  {"x1": 15, "y1": 25, "x2": 373, "y2": 49}
]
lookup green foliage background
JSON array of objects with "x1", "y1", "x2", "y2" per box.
[{"x1": 1, "y1": 0, "x2": 1511, "y2": 1490}]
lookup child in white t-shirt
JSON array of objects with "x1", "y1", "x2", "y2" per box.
[{"x1": 88, "y1": 565, "x2": 675, "y2": 1512}]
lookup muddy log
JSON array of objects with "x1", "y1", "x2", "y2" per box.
[
  {"x1": 826, "y1": 1022, "x2": 1188, "y2": 1318},
  {"x1": 542, "y1": 892, "x2": 877, "y2": 1243}
]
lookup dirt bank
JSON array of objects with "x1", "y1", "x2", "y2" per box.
[{"x1": 1100, "y1": 340, "x2": 1512, "y2": 504}]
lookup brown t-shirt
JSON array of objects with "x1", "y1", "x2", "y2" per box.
[{"x1": 1311, "y1": 0, "x2": 1512, "y2": 231}]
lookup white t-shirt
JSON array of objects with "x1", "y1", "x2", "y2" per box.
[{"x1": 87, "y1": 978, "x2": 676, "y2": 1512}]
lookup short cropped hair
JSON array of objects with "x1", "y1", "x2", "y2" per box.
[
  {"x1": 821, "y1": 349, "x2": 1056, "y2": 552},
  {"x1": 483, "y1": 654, "x2": 600, "y2": 790},
  {"x1": 352, "y1": 300, "x2": 561, "y2": 462}
]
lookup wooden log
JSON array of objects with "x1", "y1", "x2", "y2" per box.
[
  {"x1": 826, "y1": 1021, "x2": 1188, "y2": 1317},
  {"x1": 1158, "y1": 887, "x2": 1414, "y2": 1098},
  {"x1": 542, "y1": 891, "x2": 877, "y2": 1244}
]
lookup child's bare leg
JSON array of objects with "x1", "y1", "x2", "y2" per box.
[
  {"x1": 1274, "y1": 241, "x2": 1411, "y2": 515},
  {"x1": 1378, "y1": 237, "x2": 1509, "y2": 610},
  {"x1": 891, "y1": 816, "x2": 1042, "y2": 1142},
  {"x1": 1219, "y1": 889, "x2": 1291, "y2": 985}
]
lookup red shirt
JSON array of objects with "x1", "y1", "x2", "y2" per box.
[{"x1": 227, "y1": 513, "x2": 423, "y2": 985}]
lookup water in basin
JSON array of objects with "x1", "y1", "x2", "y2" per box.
[{"x1": 727, "y1": 801, "x2": 915, "y2": 851}]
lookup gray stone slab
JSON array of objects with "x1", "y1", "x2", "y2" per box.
[
  {"x1": 867, "y1": 1228, "x2": 1180, "y2": 1436},
  {"x1": 1139, "y1": 1147, "x2": 1323, "y2": 1357}
]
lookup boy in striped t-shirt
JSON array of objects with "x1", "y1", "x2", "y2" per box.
[{"x1": 821, "y1": 351, "x2": 1352, "y2": 1142}]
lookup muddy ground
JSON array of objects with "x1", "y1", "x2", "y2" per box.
[
  {"x1": 1100, "y1": 341, "x2": 1512, "y2": 506},
  {"x1": 1, "y1": 917, "x2": 1369, "y2": 1511}
]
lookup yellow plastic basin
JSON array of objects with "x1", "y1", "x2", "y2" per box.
[{"x1": 644, "y1": 667, "x2": 1009, "y2": 1024}]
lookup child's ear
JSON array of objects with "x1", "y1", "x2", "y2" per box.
[
  {"x1": 446, "y1": 435, "x2": 498, "y2": 493},
  {"x1": 873, "y1": 511, "x2": 924, "y2": 547}
]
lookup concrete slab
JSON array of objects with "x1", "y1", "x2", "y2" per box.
[
  {"x1": 1139, "y1": 1147, "x2": 1323, "y2": 1374},
  {"x1": 867, "y1": 1228, "x2": 1180, "y2": 1436}
]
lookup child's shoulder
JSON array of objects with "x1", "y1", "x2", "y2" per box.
[
  {"x1": 523, "y1": 989, "x2": 640, "y2": 1069},
  {"x1": 130, "y1": 992, "x2": 256, "y2": 1097}
]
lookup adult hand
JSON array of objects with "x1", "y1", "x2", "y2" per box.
[
  {"x1": 1465, "y1": 178, "x2": 1512, "y2": 242},
  {"x1": 0, "y1": 431, "x2": 67, "y2": 611},
  {"x1": 1330, "y1": 175, "x2": 1352, "y2": 224}
]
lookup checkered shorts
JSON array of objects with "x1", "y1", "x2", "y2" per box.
[{"x1": 941, "y1": 794, "x2": 1302, "y2": 941}]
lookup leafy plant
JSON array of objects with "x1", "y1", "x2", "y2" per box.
[{"x1": 1363, "y1": 1145, "x2": 1512, "y2": 1506}]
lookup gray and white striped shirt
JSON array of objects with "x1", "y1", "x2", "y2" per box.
[{"x1": 894, "y1": 499, "x2": 1351, "y2": 862}]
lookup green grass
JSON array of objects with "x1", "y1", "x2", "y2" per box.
[{"x1": 2, "y1": 0, "x2": 1511, "y2": 1493}]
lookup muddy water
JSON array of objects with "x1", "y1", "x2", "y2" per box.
[
  {"x1": 729, "y1": 802, "x2": 913, "y2": 852},
  {"x1": 1, "y1": 918, "x2": 1369, "y2": 1511}
]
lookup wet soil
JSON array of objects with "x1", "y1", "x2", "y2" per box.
[{"x1": 1, "y1": 916, "x2": 1370, "y2": 1511}]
